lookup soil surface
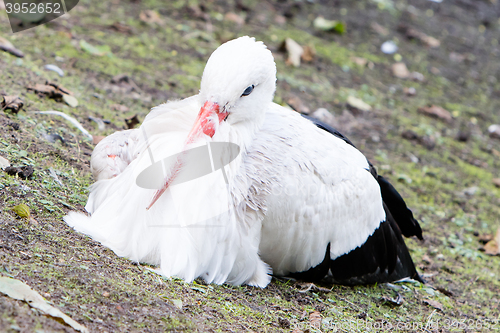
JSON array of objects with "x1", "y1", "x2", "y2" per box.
[{"x1": 1, "y1": 0, "x2": 500, "y2": 332}]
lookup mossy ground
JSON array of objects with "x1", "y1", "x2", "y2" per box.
[{"x1": 1, "y1": 0, "x2": 500, "y2": 332}]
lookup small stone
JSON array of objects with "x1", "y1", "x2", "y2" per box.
[
  {"x1": 381, "y1": 41, "x2": 398, "y2": 54},
  {"x1": 488, "y1": 124, "x2": 500, "y2": 139},
  {"x1": 403, "y1": 87, "x2": 416, "y2": 96},
  {"x1": 311, "y1": 108, "x2": 335, "y2": 126},
  {"x1": 102, "y1": 291, "x2": 110, "y2": 297},
  {"x1": 410, "y1": 72, "x2": 425, "y2": 82},
  {"x1": 392, "y1": 62, "x2": 410, "y2": 78}
]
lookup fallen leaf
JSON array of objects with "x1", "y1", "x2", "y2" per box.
[
  {"x1": 351, "y1": 57, "x2": 368, "y2": 67},
  {"x1": 282, "y1": 38, "x2": 303, "y2": 67},
  {"x1": 347, "y1": 96, "x2": 372, "y2": 112},
  {"x1": 422, "y1": 254, "x2": 433, "y2": 265},
  {"x1": 125, "y1": 114, "x2": 140, "y2": 129},
  {"x1": 1, "y1": 95, "x2": 24, "y2": 113},
  {"x1": 313, "y1": 16, "x2": 345, "y2": 34},
  {"x1": 478, "y1": 233, "x2": 493, "y2": 244},
  {"x1": 287, "y1": 96, "x2": 310, "y2": 114},
  {"x1": 225, "y1": 12, "x2": 245, "y2": 25},
  {"x1": 371, "y1": 22, "x2": 389, "y2": 36},
  {"x1": 483, "y1": 228, "x2": 500, "y2": 255},
  {"x1": 47, "y1": 81, "x2": 74, "y2": 95},
  {"x1": 423, "y1": 299, "x2": 443, "y2": 311},
  {"x1": 80, "y1": 40, "x2": 112, "y2": 57},
  {"x1": 110, "y1": 22, "x2": 133, "y2": 34},
  {"x1": 27, "y1": 83, "x2": 62, "y2": 98},
  {"x1": 0, "y1": 155, "x2": 10, "y2": 169},
  {"x1": 418, "y1": 105, "x2": 452, "y2": 122},
  {"x1": 111, "y1": 74, "x2": 141, "y2": 92},
  {"x1": 0, "y1": 36, "x2": 24, "y2": 58},
  {"x1": 493, "y1": 178, "x2": 500, "y2": 188},
  {"x1": 398, "y1": 25, "x2": 440, "y2": 48},
  {"x1": 62, "y1": 94, "x2": 79, "y2": 107},
  {"x1": 11, "y1": 204, "x2": 30, "y2": 219},
  {"x1": 309, "y1": 311, "x2": 322, "y2": 329},
  {"x1": 0, "y1": 276, "x2": 88, "y2": 332},
  {"x1": 172, "y1": 299, "x2": 183, "y2": 309},
  {"x1": 392, "y1": 62, "x2": 410, "y2": 78},
  {"x1": 110, "y1": 104, "x2": 129, "y2": 112},
  {"x1": 92, "y1": 135, "x2": 105, "y2": 145},
  {"x1": 5, "y1": 165, "x2": 34, "y2": 179},
  {"x1": 301, "y1": 45, "x2": 315, "y2": 62},
  {"x1": 139, "y1": 10, "x2": 163, "y2": 24}
]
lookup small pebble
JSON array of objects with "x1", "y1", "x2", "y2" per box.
[{"x1": 381, "y1": 41, "x2": 398, "y2": 54}]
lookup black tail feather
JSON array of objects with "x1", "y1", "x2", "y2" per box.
[{"x1": 328, "y1": 204, "x2": 422, "y2": 285}]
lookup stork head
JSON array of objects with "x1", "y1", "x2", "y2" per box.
[{"x1": 187, "y1": 37, "x2": 277, "y2": 142}]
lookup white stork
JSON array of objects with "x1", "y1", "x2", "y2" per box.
[{"x1": 65, "y1": 36, "x2": 423, "y2": 287}]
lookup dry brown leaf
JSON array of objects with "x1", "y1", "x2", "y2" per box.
[
  {"x1": 351, "y1": 56, "x2": 368, "y2": 67},
  {"x1": 309, "y1": 311, "x2": 322, "y2": 329},
  {"x1": 301, "y1": 45, "x2": 316, "y2": 62},
  {"x1": 110, "y1": 22, "x2": 133, "y2": 34},
  {"x1": 125, "y1": 114, "x2": 140, "y2": 129},
  {"x1": 371, "y1": 22, "x2": 389, "y2": 36},
  {"x1": 347, "y1": 96, "x2": 372, "y2": 112},
  {"x1": 225, "y1": 12, "x2": 245, "y2": 25},
  {"x1": 483, "y1": 228, "x2": 500, "y2": 255},
  {"x1": 110, "y1": 104, "x2": 129, "y2": 112},
  {"x1": 423, "y1": 299, "x2": 443, "y2": 311},
  {"x1": 0, "y1": 276, "x2": 88, "y2": 332},
  {"x1": 0, "y1": 36, "x2": 24, "y2": 58},
  {"x1": 1, "y1": 95, "x2": 24, "y2": 113},
  {"x1": 27, "y1": 83, "x2": 60, "y2": 97},
  {"x1": 92, "y1": 135, "x2": 105, "y2": 145},
  {"x1": 392, "y1": 62, "x2": 410, "y2": 79},
  {"x1": 398, "y1": 25, "x2": 440, "y2": 48},
  {"x1": 139, "y1": 10, "x2": 163, "y2": 24},
  {"x1": 418, "y1": 105, "x2": 452, "y2": 122},
  {"x1": 287, "y1": 96, "x2": 310, "y2": 114}
]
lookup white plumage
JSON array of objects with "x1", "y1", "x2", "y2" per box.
[{"x1": 65, "y1": 36, "x2": 421, "y2": 287}]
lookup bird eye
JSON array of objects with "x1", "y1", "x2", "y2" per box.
[{"x1": 241, "y1": 85, "x2": 254, "y2": 97}]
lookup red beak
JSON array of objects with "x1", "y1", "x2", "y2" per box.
[{"x1": 146, "y1": 101, "x2": 227, "y2": 210}]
